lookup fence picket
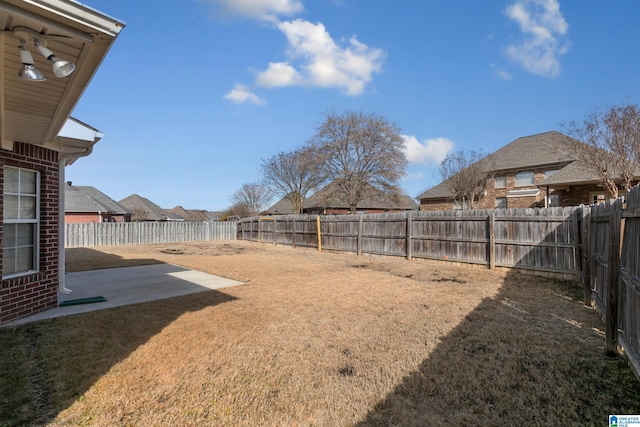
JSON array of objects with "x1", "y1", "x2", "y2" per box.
[{"x1": 65, "y1": 221, "x2": 237, "y2": 248}]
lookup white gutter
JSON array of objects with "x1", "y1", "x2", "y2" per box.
[
  {"x1": 55, "y1": 118, "x2": 102, "y2": 294},
  {"x1": 57, "y1": 149, "x2": 89, "y2": 293}
]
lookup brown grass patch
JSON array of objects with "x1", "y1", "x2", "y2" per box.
[{"x1": 2, "y1": 241, "x2": 639, "y2": 426}]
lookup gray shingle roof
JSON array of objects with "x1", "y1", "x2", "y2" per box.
[
  {"x1": 118, "y1": 194, "x2": 172, "y2": 221},
  {"x1": 266, "y1": 185, "x2": 418, "y2": 214},
  {"x1": 65, "y1": 184, "x2": 129, "y2": 214},
  {"x1": 478, "y1": 131, "x2": 577, "y2": 173},
  {"x1": 418, "y1": 131, "x2": 581, "y2": 200},
  {"x1": 265, "y1": 197, "x2": 298, "y2": 215}
]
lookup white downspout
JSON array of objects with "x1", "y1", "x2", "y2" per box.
[{"x1": 58, "y1": 148, "x2": 93, "y2": 294}]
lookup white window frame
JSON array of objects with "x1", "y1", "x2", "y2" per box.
[
  {"x1": 495, "y1": 176, "x2": 506, "y2": 189},
  {"x1": 2, "y1": 167, "x2": 40, "y2": 278},
  {"x1": 515, "y1": 171, "x2": 535, "y2": 187}
]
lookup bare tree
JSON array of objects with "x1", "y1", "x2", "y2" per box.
[
  {"x1": 130, "y1": 207, "x2": 149, "y2": 222},
  {"x1": 565, "y1": 103, "x2": 640, "y2": 199},
  {"x1": 308, "y1": 110, "x2": 407, "y2": 214},
  {"x1": 262, "y1": 147, "x2": 327, "y2": 214},
  {"x1": 439, "y1": 149, "x2": 488, "y2": 210},
  {"x1": 224, "y1": 201, "x2": 251, "y2": 219},
  {"x1": 230, "y1": 183, "x2": 274, "y2": 217}
]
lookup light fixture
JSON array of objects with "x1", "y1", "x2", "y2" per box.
[
  {"x1": 36, "y1": 43, "x2": 75, "y2": 78},
  {"x1": 12, "y1": 26, "x2": 76, "y2": 80},
  {"x1": 17, "y1": 43, "x2": 46, "y2": 81}
]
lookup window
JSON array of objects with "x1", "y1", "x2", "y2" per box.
[
  {"x1": 515, "y1": 171, "x2": 535, "y2": 187},
  {"x1": 3, "y1": 167, "x2": 39, "y2": 277},
  {"x1": 495, "y1": 176, "x2": 506, "y2": 189},
  {"x1": 548, "y1": 194, "x2": 559, "y2": 207},
  {"x1": 495, "y1": 197, "x2": 507, "y2": 209},
  {"x1": 590, "y1": 192, "x2": 607, "y2": 205}
]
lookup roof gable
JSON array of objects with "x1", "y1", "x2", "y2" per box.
[
  {"x1": 479, "y1": 131, "x2": 577, "y2": 173},
  {"x1": 65, "y1": 184, "x2": 128, "y2": 214},
  {"x1": 118, "y1": 194, "x2": 170, "y2": 221}
]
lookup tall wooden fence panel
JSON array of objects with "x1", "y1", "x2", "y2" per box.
[
  {"x1": 619, "y1": 186, "x2": 640, "y2": 377},
  {"x1": 237, "y1": 207, "x2": 580, "y2": 277},
  {"x1": 65, "y1": 221, "x2": 237, "y2": 248},
  {"x1": 588, "y1": 202, "x2": 611, "y2": 315}
]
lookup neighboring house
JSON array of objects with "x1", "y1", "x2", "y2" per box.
[
  {"x1": 0, "y1": 1, "x2": 124, "y2": 324},
  {"x1": 166, "y1": 206, "x2": 213, "y2": 222},
  {"x1": 266, "y1": 185, "x2": 419, "y2": 215},
  {"x1": 418, "y1": 131, "x2": 639, "y2": 211},
  {"x1": 118, "y1": 194, "x2": 182, "y2": 222},
  {"x1": 65, "y1": 182, "x2": 130, "y2": 223},
  {"x1": 266, "y1": 197, "x2": 298, "y2": 215}
]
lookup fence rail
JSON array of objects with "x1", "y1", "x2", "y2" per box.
[
  {"x1": 237, "y1": 207, "x2": 581, "y2": 278},
  {"x1": 65, "y1": 221, "x2": 237, "y2": 247}
]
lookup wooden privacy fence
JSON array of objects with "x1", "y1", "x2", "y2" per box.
[
  {"x1": 65, "y1": 221, "x2": 237, "y2": 248},
  {"x1": 237, "y1": 207, "x2": 581, "y2": 278},
  {"x1": 584, "y1": 184, "x2": 640, "y2": 379}
]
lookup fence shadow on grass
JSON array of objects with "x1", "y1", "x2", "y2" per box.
[
  {"x1": 354, "y1": 268, "x2": 640, "y2": 426},
  {"x1": 3, "y1": 249, "x2": 239, "y2": 426},
  {"x1": 65, "y1": 247, "x2": 164, "y2": 272}
]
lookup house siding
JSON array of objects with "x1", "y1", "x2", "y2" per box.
[
  {"x1": 65, "y1": 213, "x2": 128, "y2": 223},
  {"x1": 0, "y1": 142, "x2": 59, "y2": 324},
  {"x1": 421, "y1": 168, "x2": 563, "y2": 211}
]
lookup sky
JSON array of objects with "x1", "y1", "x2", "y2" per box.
[{"x1": 66, "y1": 0, "x2": 640, "y2": 212}]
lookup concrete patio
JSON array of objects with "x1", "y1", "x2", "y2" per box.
[{"x1": 4, "y1": 264, "x2": 244, "y2": 326}]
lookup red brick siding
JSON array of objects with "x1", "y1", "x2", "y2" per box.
[
  {"x1": 421, "y1": 168, "x2": 568, "y2": 211},
  {"x1": 0, "y1": 142, "x2": 59, "y2": 324},
  {"x1": 65, "y1": 213, "x2": 102, "y2": 223},
  {"x1": 65, "y1": 213, "x2": 129, "y2": 223}
]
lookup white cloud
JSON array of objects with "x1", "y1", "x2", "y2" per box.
[
  {"x1": 256, "y1": 62, "x2": 302, "y2": 87},
  {"x1": 402, "y1": 135, "x2": 454, "y2": 165},
  {"x1": 223, "y1": 84, "x2": 265, "y2": 105},
  {"x1": 254, "y1": 19, "x2": 384, "y2": 96},
  {"x1": 203, "y1": 0, "x2": 303, "y2": 22},
  {"x1": 498, "y1": 70, "x2": 514, "y2": 80},
  {"x1": 504, "y1": 0, "x2": 570, "y2": 77}
]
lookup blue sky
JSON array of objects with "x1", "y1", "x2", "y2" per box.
[{"x1": 66, "y1": 0, "x2": 640, "y2": 211}]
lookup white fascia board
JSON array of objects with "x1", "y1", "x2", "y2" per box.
[
  {"x1": 21, "y1": 0, "x2": 126, "y2": 36},
  {"x1": 58, "y1": 117, "x2": 103, "y2": 143},
  {"x1": 506, "y1": 189, "x2": 541, "y2": 198}
]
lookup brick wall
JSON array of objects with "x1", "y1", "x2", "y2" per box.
[
  {"x1": 65, "y1": 213, "x2": 101, "y2": 223},
  {"x1": 421, "y1": 168, "x2": 569, "y2": 211},
  {"x1": 0, "y1": 142, "x2": 59, "y2": 324}
]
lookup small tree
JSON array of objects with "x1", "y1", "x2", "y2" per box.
[
  {"x1": 230, "y1": 183, "x2": 274, "y2": 217},
  {"x1": 439, "y1": 149, "x2": 488, "y2": 210},
  {"x1": 309, "y1": 110, "x2": 407, "y2": 214},
  {"x1": 565, "y1": 103, "x2": 640, "y2": 199},
  {"x1": 130, "y1": 207, "x2": 149, "y2": 222},
  {"x1": 262, "y1": 147, "x2": 327, "y2": 214}
]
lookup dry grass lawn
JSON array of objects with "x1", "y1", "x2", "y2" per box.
[{"x1": 2, "y1": 240, "x2": 640, "y2": 426}]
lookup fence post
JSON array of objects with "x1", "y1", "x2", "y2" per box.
[
  {"x1": 406, "y1": 213, "x2": 412, "y2": 260},
  {"x1": 572, "y1": 211, "x2": 581, "y2": 282},
  {"x1": 488, "y1": 213, "x2": 495, "y2": 269},
  {"x1": 357, "y1": 216, "x2": 363, "y2": 255},
  {"x1": 581, "y1": 205, "x2": 592, "y2": 306},
  {"x1": 291, "y1": 217, "x2": 296, "y2": 247},
  {"x1": 316, "y1": 215, "x2": 322, "y2": 251},
  {"x1": 605, "y1": 200, "x2": 622, "y2": 356}
]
